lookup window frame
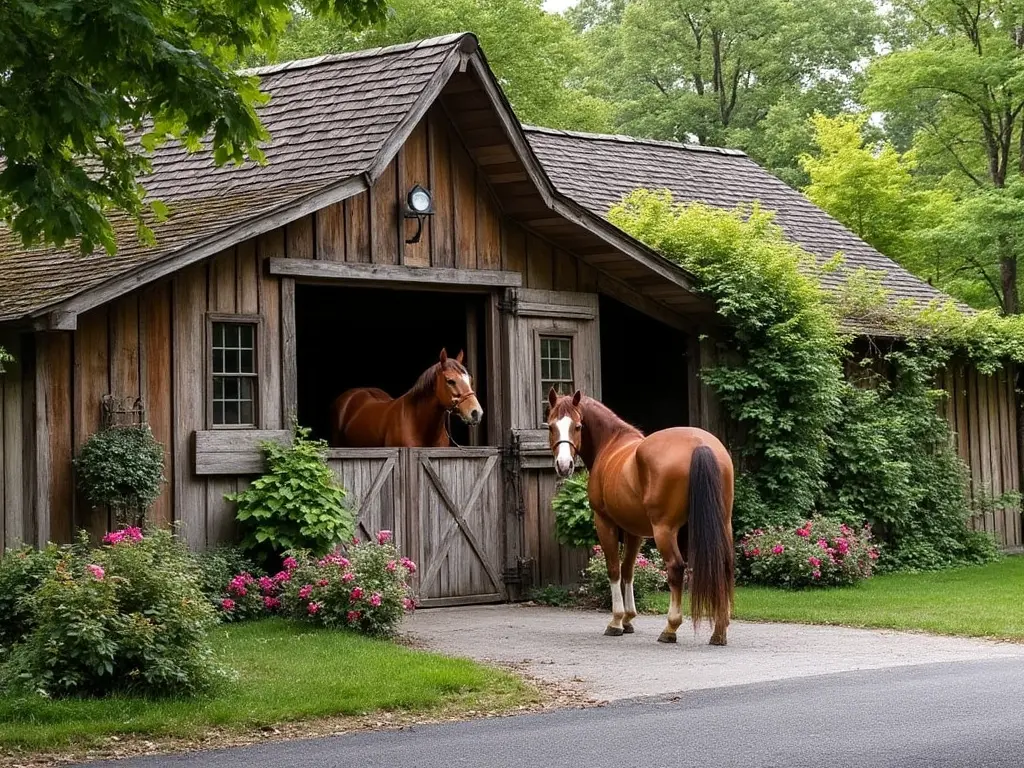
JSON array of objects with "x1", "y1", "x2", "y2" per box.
[
  {"x1": 206, "y1": 313, "x2": 263, "y2": 430},
  {"x1": 534, "y1": 328, "x2": 578, "y2": 426}
]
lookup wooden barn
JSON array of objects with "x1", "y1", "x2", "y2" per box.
[{"x1": 0, "y1": 34, "x2": 1020, "y2": 605}]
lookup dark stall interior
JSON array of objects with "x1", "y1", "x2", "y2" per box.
[
  {"x1": 295, "y1": 285, "x2": 489, "y2": 446},
  {"x1": 599, "y1": 295, "x2": 689, "y2": 435}
]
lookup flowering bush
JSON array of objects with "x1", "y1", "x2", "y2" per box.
[
  {"x1": 737, "y1": 516, "x2": 878, "y2": 588},
  {"x1": 1, "y1": 527, "x2": 225, "y2": 697},
  {"x1": 0, "y1": 544, "x2": 64, "y2": 656},
  {"x1": 278, "y1": 530, "x2": 416, "y2": 637},
  {"x1": 582, "y1": 546, "x2": 668, "y2": 612}
]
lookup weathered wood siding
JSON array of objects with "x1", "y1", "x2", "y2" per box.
[
  {"x1": 939, "y1": 363, "x2": 1022, "y2": 548},
  {"x1": 0, "y1": 333, "x2": 34, "y2": 550}
]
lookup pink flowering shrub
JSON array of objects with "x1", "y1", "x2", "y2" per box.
[
  {"x1": 278, "y1": 532, "x2": 417, "y2": 637},
  {"x1": 737, "y1": 516, "x2": 878, "y2": 588},
  {"x1": 582, "y1": 546, "x2": 668, "y2": 611},
  {"x1": 1, "y1": 528, "x2": 224, "y2": 697}
]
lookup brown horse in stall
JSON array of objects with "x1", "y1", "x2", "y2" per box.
[
  {"x1": 546, "y1": 389, "x2": 734, "y2": 645},
  {"x1": 329, "y1": 349, "x2": 483, "y2": 448}
]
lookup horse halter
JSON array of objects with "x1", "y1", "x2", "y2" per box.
[{"x1": 448, "y1": 389, "x2": 477, "y2": 412}]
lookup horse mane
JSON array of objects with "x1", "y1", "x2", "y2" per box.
[
  {"x1": 406, "y1": 358, "x2": 468, "y2": 400},
  {"x1": 582, "y1": 396, "x2": 644, "y2": 438}
]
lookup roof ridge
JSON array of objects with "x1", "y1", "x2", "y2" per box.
[
  {"x1": 240, "y1": 32, "x2": 477, "y2": 77},
  {"x1": 521, "y1": 124, "x2": 747, "y2": 157}
]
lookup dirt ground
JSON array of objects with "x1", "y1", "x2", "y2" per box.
[{"x1": 404, "y1": 603, "x2": 1024, "y2": 702}]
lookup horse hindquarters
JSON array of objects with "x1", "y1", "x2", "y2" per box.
[{"x1": 686, "y1": 445, "x2": 734, "y2": 644}]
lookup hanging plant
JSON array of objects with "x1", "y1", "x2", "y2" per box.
[{"x1": 75, "y1": 425, "x2": 165, "y2": 527}]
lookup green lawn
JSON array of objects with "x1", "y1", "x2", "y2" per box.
[
  {"x1": 0, "y1": 619, "x2": 536, "y2": 753},
  {"x1": 646, "y1": 556, "x2": 1024, "y2": 640}
]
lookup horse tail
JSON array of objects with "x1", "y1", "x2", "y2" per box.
[{"x1": 684, "y1": 445, "x2": 733, "y2": 629}]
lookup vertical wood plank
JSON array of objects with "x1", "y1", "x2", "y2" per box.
[
  {"x1": 372, "y1": 159, "x2": 400, "y2": 265},
  {"x1": 316, "y1": 203, "x2": 345, "y2": 261},
  {"x1": 1, "y1": 336, "x2": 24, "y2": 548},
  {"x1": 281, "y1": 278, "x2": 298, "y2": 425},
  {"x1": 345, "y1": 193, "x2": 371, "y2": 264},
  {"x1": 503, "y1": 224, "x2": 526, "y2": 276},
  {"x1": 258, "y1": 230, "x2": 284, "y2": 430},
  {"x1": 553, "y1": 250, "x2": 578, "y2": 291},
  {"x1": 967, "y1": 368, "x2": 982, "y2": 516},
  {"x1": 401, "y1": 120, "x2": 431, "y2": 267},
  {"x1": 20, "y1": 340, "x2": 37, "y2": 546},
  {"x1": 453, "y1": 137, "x2": 477, "y2": 269},
  {"x1": 237, "y1": 240, "x2": 259, "y2": 314},
  {"x1": 429, "y1": 110, "x2": 455, "y2": 268},
  {"x1": 36, "y1": 333, "x2": 73, "y2": 544},
  {"x1": 208, "y1": 248, "x2": 237, "y2": 312},
  {"x1": 172, "y1": 263, "x2": 208, "y2": 549},
  {"x1": 526, "y1": 234, "x2": 554, "y2": 290},
  {"x1": 108, "y1": 296, "x2": 141, "y2": 403},
  {"x1": 476, "y1": 179, "x2": 501, "y2": 270},
  {"x1": 576, "y1": 259, "x2": 600, "y2": 292},
  {"x1": 139, "y1": 281, "x2": 174, "y2": 528},
  {"x1": 955, "y1": 365, "x2": 970, "y2": 467},
  {"x1": 286, "y1": 215, "x2": 315, "y2": 260},
  {"x1": 977, "y1": 371, "x2": 993, "y2": 532},
  {"x1": 74, "y1": 308, "x2": 110, "y2": 539},
  {"x1": 465, "y1": 303, "x2": 480, "y2": 447},
  {"x1": 523, "y1": 472, "x2": 540, "y2": 587}
]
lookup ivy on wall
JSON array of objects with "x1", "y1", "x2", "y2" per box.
[{"x1": 609, "y1": 190, "x2": 1000, "y2": 570}]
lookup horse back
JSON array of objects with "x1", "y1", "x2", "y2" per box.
[
  {"x1": 635, "y1": 427, "x2": 733, "y2": 513},
  {"x1": 329, "y1": 387, "x2": 394, "y2": 446}
]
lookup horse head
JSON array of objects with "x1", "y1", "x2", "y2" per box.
[
  {"x1": 546, "y1": 387, "x2": 583, "y2": 478},
  {"x1": 436, "y1": 348, "x2": 483, "y2": 427}
]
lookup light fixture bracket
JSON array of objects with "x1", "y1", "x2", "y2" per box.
[{"x1": 403, "y1": 184, "x2": 435, "y2": 244}]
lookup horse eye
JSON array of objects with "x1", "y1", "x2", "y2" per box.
[
  {"x1": 574, "y1": 424, "x2": 582, "y2": 431},
  {"x1": 446, "y1": 379, "x2": 456, "y2": 386}
]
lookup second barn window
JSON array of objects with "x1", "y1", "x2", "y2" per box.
[
  {"x1": 539, "y1": 335, "x2": 574, "y2": 422},
  {"x1": 210, "y1": 318, "x2": 259, "y2": 428}
]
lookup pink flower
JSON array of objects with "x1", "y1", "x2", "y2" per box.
[
  {"x1": 308, "y1": 601, "x2": 322, "y2": 615},
  {"x1": 796, "y1": 528, "x2": 810, "y2": 538},
  {"x1": 636, "y1": 555, "x2": 649, "y2": 568},
  {"x1": 258, "y1": 576, "x2": 275, "y2": 593},
  {"x1": 772, "y1": 544, "x2": 784, "y2": 555},
  {"x1": 399, "y1": 557, "x2": 417, "y2": 574},
  {"x1": 342, "y1": 571, "x2": 355, "y2": 583},
  {"x1": 812, "y1": 570, "x2": 821, "y2": 580},
  {"x1": 350, "y1": 586, "x2": 364, "y2": 601},
  {"x1": 347, "y1": 610, "x2": 362, "y2": 623},
  {"x1": 377, "y1": 530, "x2": 393, "y2": 545},
  {"x1": 748, "y1": 548, "x2": 760, "y2": 557},
  {"x1": 808, "y1": 556, "x2": 821, "y2": 568},
  {"x1": 369, "y1": 593, "x2": 382, "y2": 607},
  {"x1": 86, "y1": 564, "x2": 105, "y2": 580},
  {"x1": 283, "y1": 556, "x2": 299, "y2": 571},
  {"x1": 835, "y1": 538, "x2": 850, "y2": 554},
  {"x1": 263, "y1": 596, "x2": 281, "y2": 610},
  {"x1": 221, "y1": 598, "x2": 236, "y2": 611},
  {"x1": 386, "y1": 560, "x2": 397, "y2": 573},
  {"x1": 592, "y1": 545, "x2": 603, "y2": 556},
  {"x1": 273, "y1": 570, "x2": 291, "y2": 583},
  {"x1": 868, "y1": 549, "x2": 879, "y2": 560},
  {"x1": 817, "y1": 538, "x2": 829, "y2": 550},
  {"x1": 228, "y1": 575, "x2": 251, "y2": 596},
  {"x1": 352, "y1": 536, "x2": 360, "y2": 545},
  {"x1": 102, "y1": 526, "x2": 144, "y2": 546},
  {"x1": 317, "y1": 578, "x2": 329, "y2": 587},
  {"x1": 299, "y1": 584, "x2": 313, "y2": 600},
  {"x1": 402, "y1": 597, "x2": 416, "y2": 611}
]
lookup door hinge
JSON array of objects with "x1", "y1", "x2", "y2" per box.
[
  {"x1": 498, "y1": 291, "x2": 520, "y2": 316},
  {"x1": 502, "y1": 557, "x2": 534, "y2": 586}
]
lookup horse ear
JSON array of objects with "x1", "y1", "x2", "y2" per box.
[
  {"x1": 572, "y1": 390, "x2": 582, "y2": 407},
  {"x1": 548, "y1": 387, "x2": 559, "y2": 408},
  {"x1": 456, "y1": 349, "x2": 464, "y2": 364},
  {"x1": 439, "y1": 348, "x2": 448, "y2": 363}
]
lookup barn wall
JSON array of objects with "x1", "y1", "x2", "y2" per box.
[
  {"x1": 939, "y1": 363, "x2": 1022, "y2": 548},
  {"x1": 0, "y1": 333, "x2": 35, "y2": 550}
]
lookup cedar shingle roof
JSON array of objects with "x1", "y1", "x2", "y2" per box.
[
  {"x1": 0, "y1": 34, "x2": 470, "y2": 323},
  {"x1": 0, "y1": 33, "x2": 953, "y2": 327},
  {"x1": 524, "y1": 126, "x2": 951, "y2": 307}
]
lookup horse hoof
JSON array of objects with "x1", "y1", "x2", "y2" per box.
[
  {"x1": 604, "y1": 626, "x2": 625, "y2": 637},
  {"x1": 709, "y1": 636, "x2": 727, "y2": 646},
  {"x1": 622, "y1": 624, "x2": 635, "y2": 634},
  {"x1": 657, "y1": 632, "x2": 677, "y2": 644}
]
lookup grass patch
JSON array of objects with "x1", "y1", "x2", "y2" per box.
[
  {"x1": 0, "y1": 619, "x2": 536, "y2": 753},
  {"x1": 645, "y1": 556, "x2": 1024, "y2": 640}
]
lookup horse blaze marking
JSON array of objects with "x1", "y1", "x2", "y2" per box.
[{"x1": 418, "y1": 454, "x2": 502, "y2": 593}]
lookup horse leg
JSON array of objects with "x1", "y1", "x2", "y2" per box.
[
  {"x1": 594, "y1": 515, "x2": 626, "y2": 636},
  {"x1": 619, "y1": 534, "x2": 643, "y2": 634},
  {"x1": 651, "y1": 523, "x2": 685, "y2": 644}
]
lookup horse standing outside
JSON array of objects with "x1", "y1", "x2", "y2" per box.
[
  {"x1": 329, "y1": 349, "x2": 483, "y2": 448},
  {"x1": 546, "y1": 388, "x2": 734, "y2": 645}
]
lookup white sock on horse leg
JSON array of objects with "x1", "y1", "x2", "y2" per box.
[
  {"x1": 609, "y1": 579, "x2": 624, "y2": 618},
  {"x1": 623, "y1": 581, "x2": 636, "y2": 617}
]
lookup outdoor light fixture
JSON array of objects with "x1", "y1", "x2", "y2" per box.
[{"x1": 403, "y1": 184, "x2": 434, "y2": 244}]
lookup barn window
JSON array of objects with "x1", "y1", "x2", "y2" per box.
[
  {"x1": 539, "y1": 335, "x2": 574, "y2": 421},
  {"x1": 209, "y1": 318, "x2": 259, "y2": 428}
]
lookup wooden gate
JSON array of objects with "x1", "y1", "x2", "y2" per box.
[{"x1": 326, "y1": 447, "x2": 505, "y2": 607}]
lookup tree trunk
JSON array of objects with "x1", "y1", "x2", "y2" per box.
[{"x1": 999, "y1": 235, "x2": 1020, "y2": 315}]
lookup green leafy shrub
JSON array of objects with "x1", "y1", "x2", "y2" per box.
[
  {"x1": 0, "y1": 544, "x2": 64, "y2": 657},
  {"x1": 527, "y1": 584, "x2": 576, "y2": 607},
  {"x1": 74, "y1": 425, "x2": 165, "y2": 527},
  {"x1": 278, "y1": 531, "x2": 416, "y2": 638},
  {"x1": 2, "y1": 528, "x2": 224, "y2": 697},
  {"x1": 193, "y1": 546, "x2": 267, "y2": 622},
  {"x1": 552, "y1": 470, "x2": 598, "y2": 549},
  {"x1": 582, "y1": 546, "x2": 668, "y2": 612},
  {"x1": 227, "y1": 426, "x2": 356, "y2": 568},
  {"x1": 737, "y1": 516, "x2": 877, "y2": 588}
]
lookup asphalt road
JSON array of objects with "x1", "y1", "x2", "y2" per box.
[{"x1": 84, "y1": 658, "x2": 1024, "y2": 768}]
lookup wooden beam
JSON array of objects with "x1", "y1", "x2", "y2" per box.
[
  {"x1": 596, "y1": 273, "x2": 691, "y2": 332},
  {"x1": 267, "y1": 258, "x2": 523, "y2": 288},
  {"x1": 194, "y1": 429, "x2": 291, "y2": 475}
]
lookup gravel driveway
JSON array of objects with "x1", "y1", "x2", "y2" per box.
[{"x1": 405, "y1": 604, "x2": 1024, "y2": 702}]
